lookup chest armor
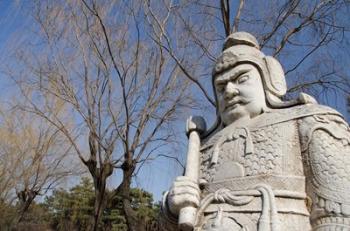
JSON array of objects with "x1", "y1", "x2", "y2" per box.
[{"x1": 199, "y1": 119, "x2": 304, "y2": 189}]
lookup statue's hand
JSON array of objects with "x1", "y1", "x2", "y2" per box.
[{"x1": 167, "y1": 176, "x2": 201, "y2": 217}]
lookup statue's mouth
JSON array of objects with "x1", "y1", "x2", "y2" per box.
[{"x1": 225, "y1": 100, "x2": 243, "y2": 110}]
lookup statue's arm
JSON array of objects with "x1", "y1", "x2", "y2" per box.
[{"x1": 298, "y1": 114, "x2": 350, "y2": 230}]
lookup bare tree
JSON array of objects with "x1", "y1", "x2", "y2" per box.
[
  {"x1": 0, "y1": 105, "x2": 76, "y2": 225},
  {"x1": 7, "y1": 0, "x2": 195, "y2": 230}
]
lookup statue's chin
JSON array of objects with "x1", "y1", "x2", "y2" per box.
[{"x1": 221, "y1": 110, "x2": 262, "y2": 126}]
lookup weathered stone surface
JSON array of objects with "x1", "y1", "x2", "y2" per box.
[{"x1": 161, "y1": 32, "x2": 350, "y2": 231}]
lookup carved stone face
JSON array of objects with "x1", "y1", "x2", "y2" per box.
[{"x1": 214, "y1": 63, "x2": 267, "y2": 126}]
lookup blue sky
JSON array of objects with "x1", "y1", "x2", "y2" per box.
[
  {"x1": 0, "y1": 1, "x2": 24, "y2": 53},
  {"x1": 0, "y1": 1, "x2": 30, "y2": 97}
]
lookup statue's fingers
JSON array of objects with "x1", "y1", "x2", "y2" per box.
[
  {"x1": 171, "y1": 193, "x2": 200, "y2": 207},
  {"x1": 175, "y1": 176, "x2": 198, "y2": 184},
  {"x1": 173, "y1": 180, "x2": 200, "y2": 191},
  {"x1": 170, "y1": 188, "x2": 200, "y2": 201}
]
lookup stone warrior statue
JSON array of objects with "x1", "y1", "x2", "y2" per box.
[{"x1": 160, "y1": 32, "x2": 350, "y2": 231}]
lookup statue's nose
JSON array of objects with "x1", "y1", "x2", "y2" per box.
[{"x1": 224, "y1": 82, "x2": 239, "y2": 99}]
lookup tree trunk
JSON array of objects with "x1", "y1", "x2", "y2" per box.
[
  {"x1": 15, "y1": 189, "x2": 37, "y2": 224},
  {"x1": 92, "y1": 183, "x2": 106, "y2": 231},
  {"x1": 120, "y1": 164, "x2": 146, "y2": 231},
  {"x1": 91, "y1": 163, "x2": 113, "y2": 231}
]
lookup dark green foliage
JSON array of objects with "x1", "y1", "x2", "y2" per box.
[
  {"x1": 44, "y1": 177, "x2": 95, "y2": 231},
  {"x1": 0, "y1": 178, "x2": 160, "y2": 231},
  {"x1": 104, "y1": 188, "x2": 160, "y2": 231}
]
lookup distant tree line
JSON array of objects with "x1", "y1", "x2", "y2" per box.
[{"x1": 0, "y1": 178, "x2": 159, "y2": 231}]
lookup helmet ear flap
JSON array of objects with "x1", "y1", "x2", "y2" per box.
[{"x1": 263, "y1": 56, "x2": 287, "y2": 97}]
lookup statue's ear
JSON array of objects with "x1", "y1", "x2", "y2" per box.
[{"x1": 263, "y1": 56, "x2": 287, "y2": 97}]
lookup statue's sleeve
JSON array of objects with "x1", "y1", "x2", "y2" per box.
[
  {"x1": 158, "y1": 191, "x2": 178, "y2": 231},
  {"x1": 298, "y1": 114, "x2": 350, "y2": 230}
]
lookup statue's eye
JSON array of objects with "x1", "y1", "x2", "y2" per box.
[
  {"x1": 237, "y1": 75, "x2": 249, "y2": 84},
  {"x1": 216, "y1": 84, "x2": 225, "y2": 93}
]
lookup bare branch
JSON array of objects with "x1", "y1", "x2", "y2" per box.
[{"x1": 232, "y1": 0, "x2": 245, "y2": 33}]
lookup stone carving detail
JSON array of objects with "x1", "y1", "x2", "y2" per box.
[
  {"x1": 245, "y1": 125, "x2": 282, "y2": 176},
  {"x1": 160, "y1": 32, "x2": 350, "y2": 231}
]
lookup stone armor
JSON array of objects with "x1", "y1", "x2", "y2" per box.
[{"x1": 160, "y1": 104, "x2": 350, "y2": 231}]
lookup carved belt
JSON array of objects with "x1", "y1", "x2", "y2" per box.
[
  {"x1": 205, "y1": 175, "x2": 306, "y2": 194},
  {"x1": 196, "y1": 184, "x2": 309, "y2": 231}
]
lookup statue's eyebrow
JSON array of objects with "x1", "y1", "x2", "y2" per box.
[{"x1": 214, "y1": 68, "x2": 251, "y2": 85}]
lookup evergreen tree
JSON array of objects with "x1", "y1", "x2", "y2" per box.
[
  {"x1": 43, "y1": 178, "x2": 159, "y2": 230},
  {"x1": 44, "y1": 177, "x2": 95, "y2": 231},
  {"x1": 104, "y1": 188, "x2": 159, "y2": 231}
]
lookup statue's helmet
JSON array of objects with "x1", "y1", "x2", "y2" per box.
[{"x1": 212, "y1": 32, "x2": 287, "y2": 108}]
